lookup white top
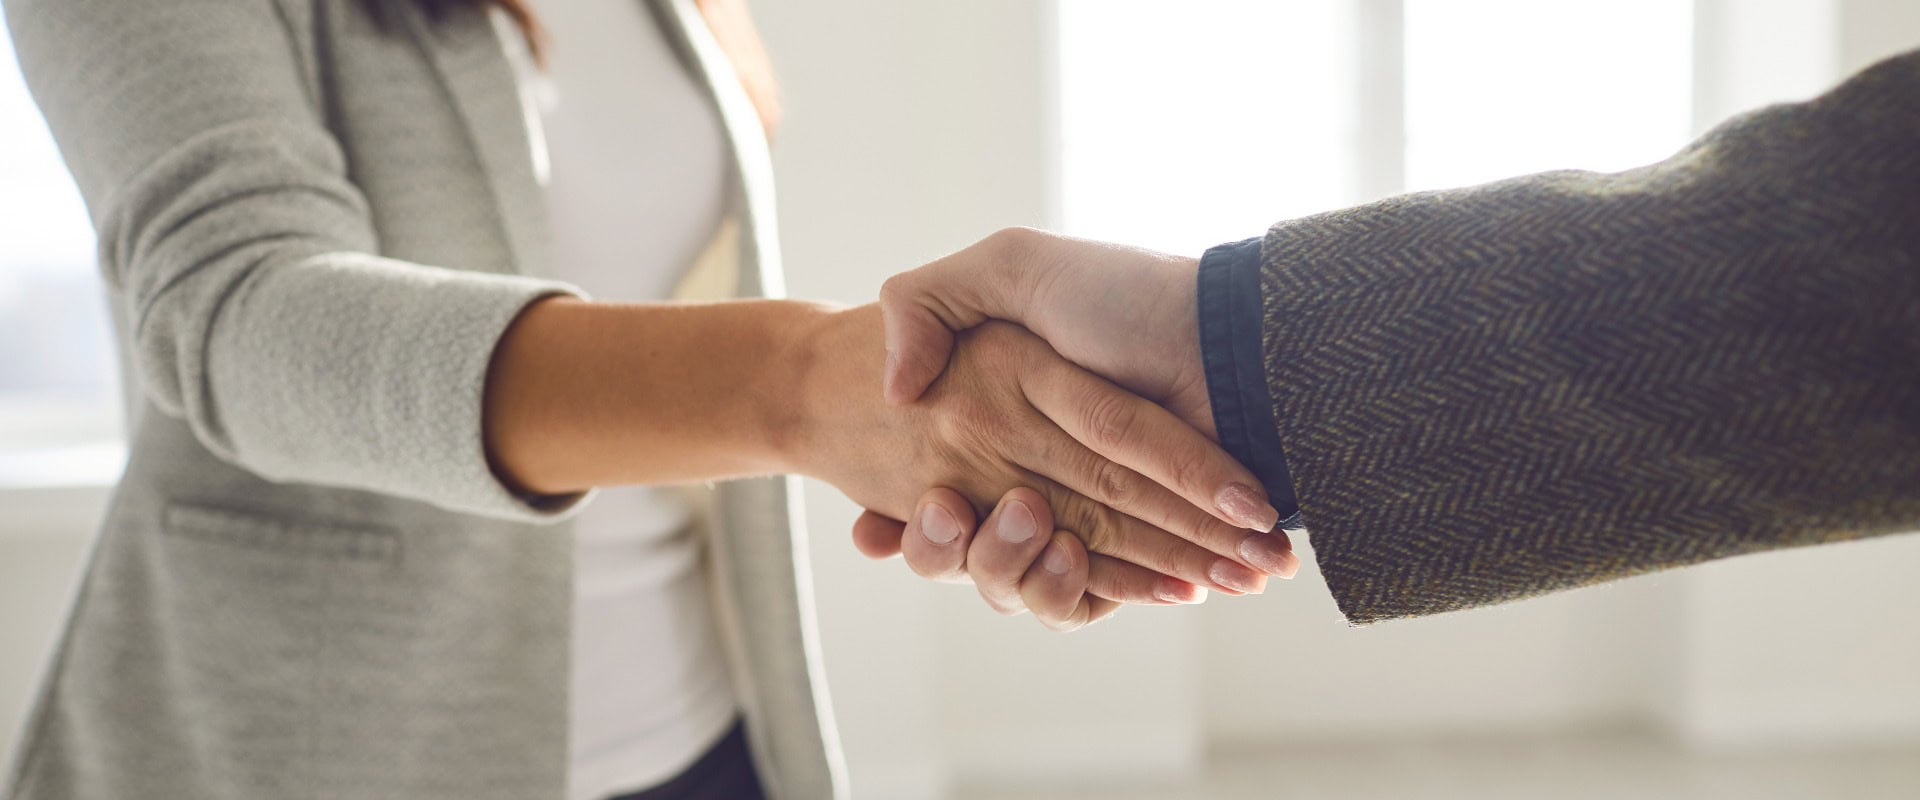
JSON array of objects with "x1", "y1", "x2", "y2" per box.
[{"x1": 500, "y1": 4, "x2": 740, "y2": 799}]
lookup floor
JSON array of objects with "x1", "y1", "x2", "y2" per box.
[{"x1": 956, "y1": 731, "x2": 1920, "y2": 800}]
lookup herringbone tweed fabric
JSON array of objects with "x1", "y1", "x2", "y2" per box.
[{"x1": 1262, "y1": 50, "x2": 1920, "y2": 624}]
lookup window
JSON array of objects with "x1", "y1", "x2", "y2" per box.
[
  {"x1": 1056, "y1": 0, "x2": 1694, "y2": 253},
  {"x1": 0, "y1": 9, "x2": 125, "y2": 488}
]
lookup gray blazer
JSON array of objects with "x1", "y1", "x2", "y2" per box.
[{"x1": 1, "y1": 0, "x2": 845, "y2": 797}]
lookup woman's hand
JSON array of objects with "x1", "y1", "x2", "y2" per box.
[
  {"x1": 853, "y1": 488, "x2": 1128, "y2": 631},
  {"x1": 778, "y1": 305, "x2": 1285, "y2": 599}
]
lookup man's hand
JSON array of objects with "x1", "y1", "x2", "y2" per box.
[
  {"x1": 856, "y1": 230, "x2": 1302, "y2": 630},
  {"x1": 786, "y1": 305, "x2": 1278, "y2": 598},
  {"x1": 878, "y1": 227, "x2": 1280, "y2": 532},
  {"x1": 881, "y1": 228, "x2": 1208, "y2": 420}
]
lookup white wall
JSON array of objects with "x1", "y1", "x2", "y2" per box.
[
  {"x1": 751, "y1": 2, "x2": 1920, "y2": 795},
  {"x1": 1673, "y1": 0, "x2": 1920, "y2": 751},
  {"x1": 749, "y1": 2, "x2": 1201, "y2": 795}
]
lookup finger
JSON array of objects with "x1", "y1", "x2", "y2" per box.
[
  {"x1": 851, "y1": 510, "x2": 906, "y2": 559},
  {"x1": 1029, "y1": 424, "x2": 1292, "y2": 580},
  {"x1": 876, "y1": 230, "x2": 1037, "y2": 404},
  {"x1": 965, "y1": 488, "x2": 1056, "y2": 615},
  {"x1": 898, "y1": 488, "x2": 980, "y2": 583},
  {"x1": 1007, "y1": 491, "x2": 1210, "y2": 606},
  {"x1": 1033, "y1": 474, "x2": 1268, "y2": 597},
  {"x1": 1083, "y1": 596, "x2": 1123, "y2": 627},
  {"x1": 877, "y1": 277, "x2": 963, "y2": 406},
  {"x1": 1022, "y1": 362, "x2": 1281, "y2": 534},
  {"x1": 1086, "y1": 552, "x2": 1208, "y2": 606},
  {"x1": 1018, "y1": 530, "x2": 1091, "y2": 631},
  {"x1": 1241, "y1": 530, "x2": 1302, "y2": 580}
]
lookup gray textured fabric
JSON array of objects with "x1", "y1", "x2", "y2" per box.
[
  {"x1": 1, "y1": 0, "x2": 843, "y2": 797},
  {"x1": 1260, "y1": 51, "x2": 1920, "y2": 624}
]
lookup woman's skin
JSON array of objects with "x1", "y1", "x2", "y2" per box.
[
  {"x1": 854, "y1": 486, "x2": 1138, "y2": 632},
  {"x1": 482, "y1": 298, "x2": 1293, "y2": 601}
]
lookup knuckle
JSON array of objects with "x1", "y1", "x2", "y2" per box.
[
  {"x1": 1089, "y1": 457, "x2": 1138, "y2": 509},
  {"x1": 1187, "y1": 513, "x2": 1239, "y2": 550},
  {"x1": 877, "y1": 273, "x2": 906, "y2": 303},
  {"x1": 1151, "y1": 537, "x2": 1198, "y2": 574},
  {"x1": 1078, "y1": 387, "x2": 1141, "y2": 452},
  {"x1": 1061, "y1": 501, "x2": 1117, "y2": 556},
  {"x1": 931, "y1": 396, "x2": 1003, "y2": 452},
  {"x1": 984, "y1": 225, "x2": 1043, "y2": 257},
  {"x1": 978, "y1": 588, "x2": 1025, "y2": 617},
  {"x1": 904, "y1": 551, "x2": 958, "y2": 580},
  {"x1": 1163, "y1": 444, "x2": 1210, "y2": 495}
]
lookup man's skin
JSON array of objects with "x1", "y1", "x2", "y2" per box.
[{"x1": 853, "y1": 228, "x2": 1302, "y2": 631}]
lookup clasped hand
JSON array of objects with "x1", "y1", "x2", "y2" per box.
[{"x1": 822, "y1": 228, "x2": 1299, "y2": 631}]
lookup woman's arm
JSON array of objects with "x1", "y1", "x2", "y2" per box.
[
  {"x1": 7, "y1": 0, "x2": 1290, "y2": 606},
  {"x1": 485, "y1": 298, "x2": 1287, "y2": 599},
  {"x1": 6, "y1": 0, "x2": 583, "y2": 519},
  {"x1": 484, "y1": 298, "x2": 825, "y2": 493}
]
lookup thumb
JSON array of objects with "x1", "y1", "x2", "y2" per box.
[
  {"x1": 878, "y1": 274, "x2": 963, "y2": 405},
  {"x1": 879, "y1": 229, "x2": 1042, "y2": 404}
]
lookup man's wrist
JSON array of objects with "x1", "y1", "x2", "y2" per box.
[{"x1": 1198, "y1": 237, "x2": 1301, "y2": 528}]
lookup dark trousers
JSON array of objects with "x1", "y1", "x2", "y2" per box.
[{"x1": 605, "y1": 721, "x2": 767, "y2": 800}]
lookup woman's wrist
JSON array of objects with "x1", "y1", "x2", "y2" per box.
[
  {"x1": 484, "y1": 296, "x2": 846, "y2": 494},
  {"x1": 763, "y1": 304, "x2": 890, "y2": 484}
]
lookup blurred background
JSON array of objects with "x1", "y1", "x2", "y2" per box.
[{"x1": 4, "y1": 1, "x2": 1919, "y2": 798}]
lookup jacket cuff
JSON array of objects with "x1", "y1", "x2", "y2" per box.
[
  {"x1": 203, "y1": 252, "x2": 593, "y2": 523},
  {"x1": 1198, "y1": 237, "x2": 1301, "y2": 528}
]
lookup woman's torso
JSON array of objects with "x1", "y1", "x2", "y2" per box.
[
  {"x1": 1, "y1": 2, "x2": 842, "y2": 798},
  {"x1": 505, "y1": 1, "x2": 741, "y2": 797}
]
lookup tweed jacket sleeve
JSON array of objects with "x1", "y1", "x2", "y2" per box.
[
  {"x1": 6, "y1": 0, "x2": 587, "y2": 520},
  {"x1": 1214, "y1": 49, "x2": 1920, "y2": 624}
]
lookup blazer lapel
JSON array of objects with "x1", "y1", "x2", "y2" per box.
[
  {"x1": 651, "y1": 0, "x2": 785, "y2": 299},
  {"x1": 398, "y1": 3, "x2": 552, "y2": 278}
]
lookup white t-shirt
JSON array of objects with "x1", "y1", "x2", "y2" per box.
[{"x1": 500, "y1": 4, "x2": 740, "y2": 799}]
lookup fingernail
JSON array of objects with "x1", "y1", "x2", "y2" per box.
[
  {"x1": 1237, "y1": 534, "x2": 1300, "y2": 579},
  {"x1": 920, "y1": 503, "x2": 961, "y2": 545},
  {"x1": 1208, "y1": 558, "x2": 1265, "y2": 594},
  {"x1": 1153, "y1": 578, "x2": 1207, "y2": 605},
  {"x1": 1042, "y1": 541, "x2": 1071, "y2": 575},
  {"x1": 997, "y1": 500, "x2": 1037, "y2": 544},
  {"x1": 1215, "y1": 482, "x2": 1280, "y2": 532}
]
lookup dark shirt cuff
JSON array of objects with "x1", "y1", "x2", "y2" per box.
[{"x1": 1198, "y1": 237, "x2": 1302, "y2": 529}]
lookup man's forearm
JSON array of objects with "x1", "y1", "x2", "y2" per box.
[{"x1": 1228, "y1": 49, "x2": 1920, "y2": 623}]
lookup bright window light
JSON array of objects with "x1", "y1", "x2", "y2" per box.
[
  {"x1": 1, "y1": 9, "x2": 124, "y2": 486},
  {"x1": 1057, "y1": 1, "x2": 1694, "y2": 253},
  {"x1": 1057, "y1": 0, "x2": 1358, "y2": 257},
  {"x1": 1404, "y1": 0, "x2": 1693, "y2": 191}
]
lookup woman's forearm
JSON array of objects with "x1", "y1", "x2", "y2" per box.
[
  {"x1": 482, "y1": 296, "x2": 834, "y2": 496},
  {"x1": 486, "y1": 295, "x2": 1288, "y2": 596}
]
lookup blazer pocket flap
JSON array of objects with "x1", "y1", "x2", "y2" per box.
[{"x1": 163, "y1": 502, "x2": 399, "y2": 564}]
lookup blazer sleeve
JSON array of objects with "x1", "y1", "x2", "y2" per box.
[
  {"x1": 4, "y1": 0, "x2": 588, "y2": 521},
  {"x1": 1235, "y1": 49, "x2": 1920, "y2": 623}
]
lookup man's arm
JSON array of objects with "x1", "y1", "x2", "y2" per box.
[{"x1": 878, "y1": 48, "x2": 1920, "y2": 624}]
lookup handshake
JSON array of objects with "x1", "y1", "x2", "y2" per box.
[
  {"x1": 814, "y1": 228, "x2": 1298, "y2": 632},
  {"x1": 492, "y1": 54, "x2": 1920, "y2": 631}
]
